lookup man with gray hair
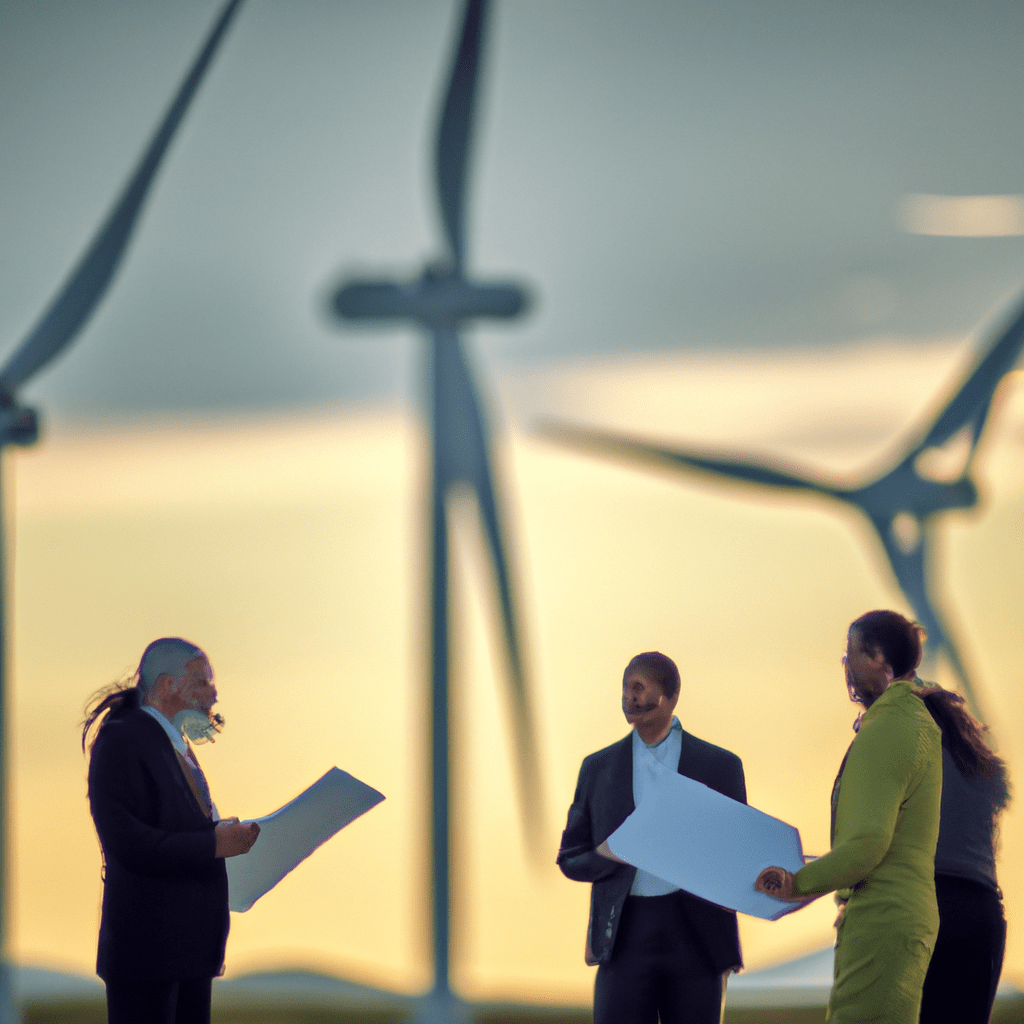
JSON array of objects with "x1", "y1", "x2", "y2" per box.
[{"x1": 83, "y1": 638, "x2": 260, "y2": 1024}]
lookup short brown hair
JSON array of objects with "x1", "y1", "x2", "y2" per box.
[{"x1": 623, "y1": 651, "x2": 680, "y2": 700}]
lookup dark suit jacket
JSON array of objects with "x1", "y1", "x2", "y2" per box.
[
  {"x1": 88, "y1": 704, "x2": 229, "y2": 982},
  {"x1": 557, "y1": 727, "x2": 746, "y2": 972}
]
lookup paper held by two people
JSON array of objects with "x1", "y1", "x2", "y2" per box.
[
  {"x1": 605, "y1": 757, "x2": 809, "y2": 921},
  {"x1": 226, "y1": 757, "x2": 801, "y2": 919},
  {"x1": 226, "y1": 767, "x2": 385, "y2": 913}
]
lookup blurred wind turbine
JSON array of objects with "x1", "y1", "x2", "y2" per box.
[
  {"x1": 542, "y1": 292, "x2": 1024, "y2": 727},
  {"x1": 327, "y1": 1, "x2": 541, "y2": 1019},
  {"x1": 0, "y1": 2, "x2": 244, "y2": 1020}
]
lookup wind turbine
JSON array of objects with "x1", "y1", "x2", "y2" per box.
[
  {"x1": 542, "y1": 292, "x2": 1024, "y2": 727},
  {"x1": 0, "y1": 3, "x2": 243, "y2": 1020},
  {"x1": 327, "y1": 1, "x2": 542, "y2": 1019}
]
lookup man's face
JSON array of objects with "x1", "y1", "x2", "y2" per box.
[
  {"x1": 179, "y1": 655, "x2": 217, "y2": 713},
  {"x1": 621, "y1": 668, "x2": 674, "y2": 734}
]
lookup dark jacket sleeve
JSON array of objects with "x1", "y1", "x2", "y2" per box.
[
  {"x1": 557, "y1": 757, "x2": 625, "y2": 883},
  {"x1": 89, "y1": 717, "x2": 216, "y2": 877},
  {"x1": 557, "y1": 731, "x2": 748, "y2": 971}
]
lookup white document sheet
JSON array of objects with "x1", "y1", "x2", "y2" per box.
[
  {"x1": 606, "y1": 760, "x2": 806, "y2": 921},
  {"x1": 227, "y1": 767, "x2": 385, "y2": 912}
]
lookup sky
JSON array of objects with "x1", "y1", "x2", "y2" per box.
[
  {"x1": 4, "y1": 0, "x2": 1024, "y2": 419},
  {"x1": 1, "y1": 0, "x2": 1023, "y2": 1008},
  {"x1": 10, "y1": 353, "x2": 1023, "y2": 1004}
]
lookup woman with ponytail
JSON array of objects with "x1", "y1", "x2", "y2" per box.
[
  {"x1": 918, "y1": 686, "x2": 1010, "y2": 1024},
  {"x1": 755, "y1": 610, "x2": 943, "y2": 1024}
]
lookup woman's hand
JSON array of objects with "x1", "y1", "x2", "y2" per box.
[{"x1": 755, "y1": 865, "x2": 815, "y2": 902}]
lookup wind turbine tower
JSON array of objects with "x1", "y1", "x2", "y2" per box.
[{"x1": 327, "y1": 2, "x2": 543, "y2": 1020}]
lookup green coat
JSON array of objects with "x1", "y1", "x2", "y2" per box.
[{"x1": 794, "y1": 680, "x2": 942, "y2": 1024}]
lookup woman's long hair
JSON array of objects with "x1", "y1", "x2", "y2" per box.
[
  {"x1": 920, "y1": 687, "x2": 1011, "y2": 810},
  {"x1": 81, "y1": 678, "x2": 140, "y2": 752}
]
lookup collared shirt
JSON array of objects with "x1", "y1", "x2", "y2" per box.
[
  {"x1": 141, "y1": 703, "x2": 219, "y2": 819},
  {"x1": 629, "y1": 715, "x2": 683, "y2": 896},
  {"x1": 141, "y1": 703, "x2": 187, "y2": 755}
]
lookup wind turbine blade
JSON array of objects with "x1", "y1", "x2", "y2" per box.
[
  {"x1": 433, "y1": 326, "x2": 545, "y2": 860},
  {"x1": 434, "y1": 0, "x2": 488, "y2": 271},
  {"x1": 864, "y1": 514, "x2": 987, "y2": 722},
  {"x1": 916, "y1": 288, "x2": 1024, "y2": 456},
  {"x1": 471, "y1": 455, "x2": 547, "y2": 863},
  {"x1": 540, "y1": 420, "x2": 836, "y2": 495},
  {"x1": 0, "y1": 0, "x2": 244, "y2": 397}
]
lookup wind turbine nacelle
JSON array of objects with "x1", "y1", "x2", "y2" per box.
[
  {"x1": 0, "y1": 405, "x2": 39, "y2": 447},
  {"x1": 332, "y1": 277, "x2": 530, "y2": 328}
]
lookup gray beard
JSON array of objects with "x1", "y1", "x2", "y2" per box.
[{"x1": 173, "y1": 708, "x2": 223, "y2": 744}]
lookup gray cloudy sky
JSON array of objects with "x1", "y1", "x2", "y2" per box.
[{"x1": 3, "y1": 0, "x2": 1024, "y2": 421}]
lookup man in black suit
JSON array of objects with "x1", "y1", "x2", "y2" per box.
[
  {"x1": 557, "y1": 651, "x2": 746, "y2": 1024},
  {"x1": 85, "y1": 638, "x2": 260, "y2": 1024}
]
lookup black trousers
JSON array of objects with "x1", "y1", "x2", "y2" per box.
[
  {"x1": 105, "y1": 976, "x2": 213, "y2": 1024},
  {"x1": 919, "y1": 875, "x2": 1006, "y2": 1024},
  {"x1": 594, "y1": 893, "x2": 724, "y2": 1024}
]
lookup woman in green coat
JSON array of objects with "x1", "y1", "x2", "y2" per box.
[{"x1": 756, "y1": 609, "x2": 943, "y2": 1024}]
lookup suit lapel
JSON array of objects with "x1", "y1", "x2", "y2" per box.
[
  {"x1": 609, "y1": 733, "x2": 635, "y2": 823},
  {"x1": 676, "y1": 727, "x2": 708, "y2": 786},
  {"x1": 136, "y1": 711, "x2": 213, "y2": 821}
]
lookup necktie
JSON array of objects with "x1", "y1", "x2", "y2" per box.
[{"x1": 177, "y1": 746, "x2": 214, "y2": 818}]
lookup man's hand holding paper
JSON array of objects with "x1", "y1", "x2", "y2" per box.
[
  {"x1": 215, "y1": 818, "x2": 261, "y2": 858},
  {"x1": 595, "y1": 839, "x2": 628, "y2": 864}
]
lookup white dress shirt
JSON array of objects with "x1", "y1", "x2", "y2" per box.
[{"x1": 629, "y1": 715, "x2": 683, "y2": 896}]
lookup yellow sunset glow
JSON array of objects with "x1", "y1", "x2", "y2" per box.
[
  {"x1": 898, "y1": 194, "x2": 1024, "y2": 237},
  {"x1": 8, "y1": 341, "x2": 1023, "y2": 1005}
]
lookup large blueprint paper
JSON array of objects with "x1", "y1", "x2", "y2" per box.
[
  {"x1": 227, "y1": 767, "x2": 385, "y2": 912},
  {"x1": 606, "y1": 761, "x2": 805, "y2": 921}
]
